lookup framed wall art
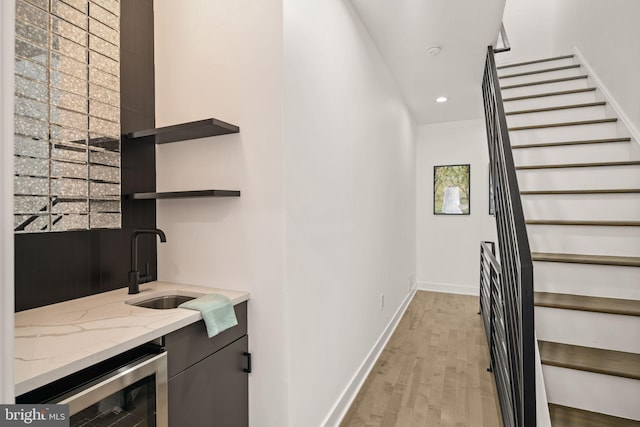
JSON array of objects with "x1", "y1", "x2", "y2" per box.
[{"x1": 433, "y1": 164, "x2": 470, "y2": 215}]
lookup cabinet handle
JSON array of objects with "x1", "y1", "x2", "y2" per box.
[{"x1": 243, "y1": 352, "x2": 252, "y2": 373}]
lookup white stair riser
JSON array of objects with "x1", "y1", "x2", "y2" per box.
[
  {"x1": 535, "y1": 306, "x2": 640, "y2": 353},
  {"x1": 507, "y1": 55, "x2": 640, "y2": 425},
  {"x1": 499, "y1": 67, "x2": 582, "y2": 86},
  {"x1": 501, "y1": 78, "x2": 589, "y2": 99},
  {"x1": 516, "y1": 165, "x2": 640, "y2": 191},
  {"x1": 534, "y1": 262, "x2": 640, "y2": 300},
  {"x1": 543, "y1": 365, "x2": 640, "y2": 421},
  {"x1": 522, "y1": 193, "x2": 640, "y2": 222},
  {"x1": 509, "y1": 122, "x2": 619, "y2": 145},
  {"x1": 503, "y1": 91, "x2": 598, "y2": 111},
  {"x1": 497, "y1": 57, "x2": 577, "y2": 76},
  {"x1": 513, "y1": 142, "x2": 635, "y2": 165},
  {"x1": 506, "y1": 105, "x2": 607, "y2": 127},
  {"x1": 527, "y1": 224, "x2": 640, "y2": 257}
]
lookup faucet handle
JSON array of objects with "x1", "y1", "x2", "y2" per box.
[{"x1": 138, "y1": 261, "x2": 152, "y2": 283}]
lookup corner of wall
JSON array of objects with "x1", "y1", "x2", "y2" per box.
[
  {"x1": 321, "y1": 289, "x2": 416, "y2": 427},
  {"x1": 0, "y1": 0, "x2": 15, "y2": 404},
  {"x1": 572, "y1": 46, "x2": 640, "y2": 146}
]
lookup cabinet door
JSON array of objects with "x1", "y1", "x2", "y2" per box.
[
  {"x1": 165, "y1": 302, "x2": 248, "y2": 378},
  {"x1": 168, "y1": 335, "x2": 248, "y2": 427}
]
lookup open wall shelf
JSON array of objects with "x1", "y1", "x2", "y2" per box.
[
  {"x1": 126, "y1": 190, "x2": 241, "y2": 200},
  {"x1": 127, "y1": 118, "x2": 240, "y2": 144}
]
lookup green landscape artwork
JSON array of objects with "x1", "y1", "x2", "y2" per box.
[{"x1": 433, "y1": 164, "x2": 470, "y2": 215}]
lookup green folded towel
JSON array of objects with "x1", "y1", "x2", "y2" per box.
[{"x1": 179, "y1": 294, "x2": 238, "y2": 338}]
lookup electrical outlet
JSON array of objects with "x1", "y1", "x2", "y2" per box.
[{"x1": 380, "y1": 293, "x2": 384, "y2": 311}]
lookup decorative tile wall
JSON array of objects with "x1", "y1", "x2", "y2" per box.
[{"x1": 14, "y1": 0, "x2": 121, "y2": 233}]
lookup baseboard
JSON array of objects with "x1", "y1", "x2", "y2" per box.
[
  {"x1": 321, "y1": 288, "x2": 416, "y2": 427},
  {"x1": 417, "y1": 281, "x2": 479, "y2": 296},
  {"x1": 573, "y1": 46, "x2": 640, "y2": 146},
  {"x1": 535, "y1": 333, "x2": 553, "y2": 427}
]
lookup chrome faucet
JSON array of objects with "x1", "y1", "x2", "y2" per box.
[{"x1": 128, "y1": 228, "x2": 167, "y2": 294}]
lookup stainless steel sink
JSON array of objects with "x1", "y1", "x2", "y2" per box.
[{"x1": 130, "y1": 294, "x2": 195, "y2": 309}]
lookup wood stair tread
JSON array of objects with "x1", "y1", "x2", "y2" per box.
[
  {"x1": 539, "y1": 341, "x2": 640, "y2": 380},
  {"x1": 501, "y1": 53, "x2": 639, "y2": 425},
  {"x1": 549, "y1": 403, "x2": 640, "y2": 427},
  {"x1": 526, "y1": 219, "x2": 640, "y2": 226},
  {"x1": 501, "y1": 75, "x2": 588, "y2": 90},
  {"x1": 516, "y1": 160, "x2": 640, "y2": 170},
  {"x1": 497, "y1": 54, "x2": 574, "y2": 70},
  {"x1": 535, "y1": 292, "x2": 640, "y2": 316},
  {"x1": 509, "y1": 118, "x2": 617, "y2": 131},
  {"x1": 512, "y1": 137, "x2": 631, "y2": 149},
  {"x1": 506, "y1": 102, "x2": 605, "y2": 116},
  {"x1": 521, "y1": 188, "x2": 640, "y2": 195},
  {"x1": 503, "y1": 87, "x2": 596, "y2": 102},
  {"x1": 532, "y1": 252, "x2": 640, "y2": 267},
  {"x1": 499, "y1": 64, "x2": 581, "y2": 79}
]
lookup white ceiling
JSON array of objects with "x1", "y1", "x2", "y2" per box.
[{"x1": 350, "y1": 0, "x2": 506, "y2": 125}]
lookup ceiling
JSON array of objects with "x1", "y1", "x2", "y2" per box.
[{"x1": 350, "y1": 0, "x2": 506, "y2": 124}]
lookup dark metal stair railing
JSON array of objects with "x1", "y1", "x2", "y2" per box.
[
  {"x1": 480, "y1": 45, "x2": 536, "y2": 427},
  {"x1": 479, "y1": 241, "x2": 498, "y2": 361}
]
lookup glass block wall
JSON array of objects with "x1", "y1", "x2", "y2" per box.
[{"x1": 14, "y1": 0, "x2": 121, "y2": 233}]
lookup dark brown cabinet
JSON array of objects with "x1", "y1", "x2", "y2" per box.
[{"x1": 164, "y1": 302, "x2": 249, "y2": 427}]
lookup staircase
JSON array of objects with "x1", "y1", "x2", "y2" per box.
[{"x1": 497, "y1": 54, "x2": 640, "y2": 426}]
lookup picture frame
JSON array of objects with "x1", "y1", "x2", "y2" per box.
[{"x1": 433, "y1": 164, "x2": 470, "y2": 215}]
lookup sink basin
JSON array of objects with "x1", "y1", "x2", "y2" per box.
[
  {"x1": 131, "y1": 295, "x2": 195, "y2": 309},
  {"x1": 126, "y1": 289, "x2": 205, "y2": 309}
]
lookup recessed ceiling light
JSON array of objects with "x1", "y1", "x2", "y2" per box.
[
  {"x1": 436, "y1": 96, "x2": 448, "y2": 103},
  {"x1": 427, "y1": 45, "x2": 442, "y2": 56}
]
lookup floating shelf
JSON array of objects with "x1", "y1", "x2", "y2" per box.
[
  {"x1": 126, "y1": 190, "x2": 241, "y2": 200},
  {"x1": 127, "y1": 118, "x2": 240, "y2": 144}
]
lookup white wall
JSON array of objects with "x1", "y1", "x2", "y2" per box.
[
  {"x1": 499, "y1": 0, "x2": 640, "y2": 138},
  {"x1": 497, "y1": 0, "x2": 555, "y2": 65},
  {"x1": 0, "y1": 0, "x2": 15, "y2": 404},
  {"x1": 283, "y1": 1, "x2": 416, "y2": 425},
  {"x1": 416, "y1": 119, "x2": 496, "y2": 295},
  {"x1": 155, "y1": 2, "x2": 416, "y2": 425},
  {"x1": 153, "y1": 1, "x2": 288, "y2": 425},
  {"x1": 552, "y1": 0, "x2": 640, "y2": 141}
]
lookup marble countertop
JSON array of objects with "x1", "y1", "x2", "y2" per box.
[{"x1": 15, "y1": 281, "x2": 250, "y2": 396}]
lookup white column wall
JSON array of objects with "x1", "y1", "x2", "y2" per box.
[
  {"x1": 416, "y1": 119, "x2": 496, "y2": 295},
  {"x1": 0, "y1": 0, "x2": 15, "y2": 404},
  {"x1": 153, "y1": 1, "x2": 288, "y2": 425},
  {"x1": 283, "y1": 1, "x2": 416, "y2": 425}
]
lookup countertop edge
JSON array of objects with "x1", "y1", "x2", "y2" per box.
[{"x1": 15, "y1": 283, "x2": 249, "y2": 396}]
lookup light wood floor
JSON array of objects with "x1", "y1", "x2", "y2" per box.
[{"x1": 340, "y1": 291, "x2": 503, "y2": 427}]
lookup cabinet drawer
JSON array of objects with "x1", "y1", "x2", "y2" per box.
[
  {"x1": 165, "y1": 301, "x2": 247, "y2": 378},
  {"x1": 168, "y1": 335, "x2": 248, "y2": 427}
]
